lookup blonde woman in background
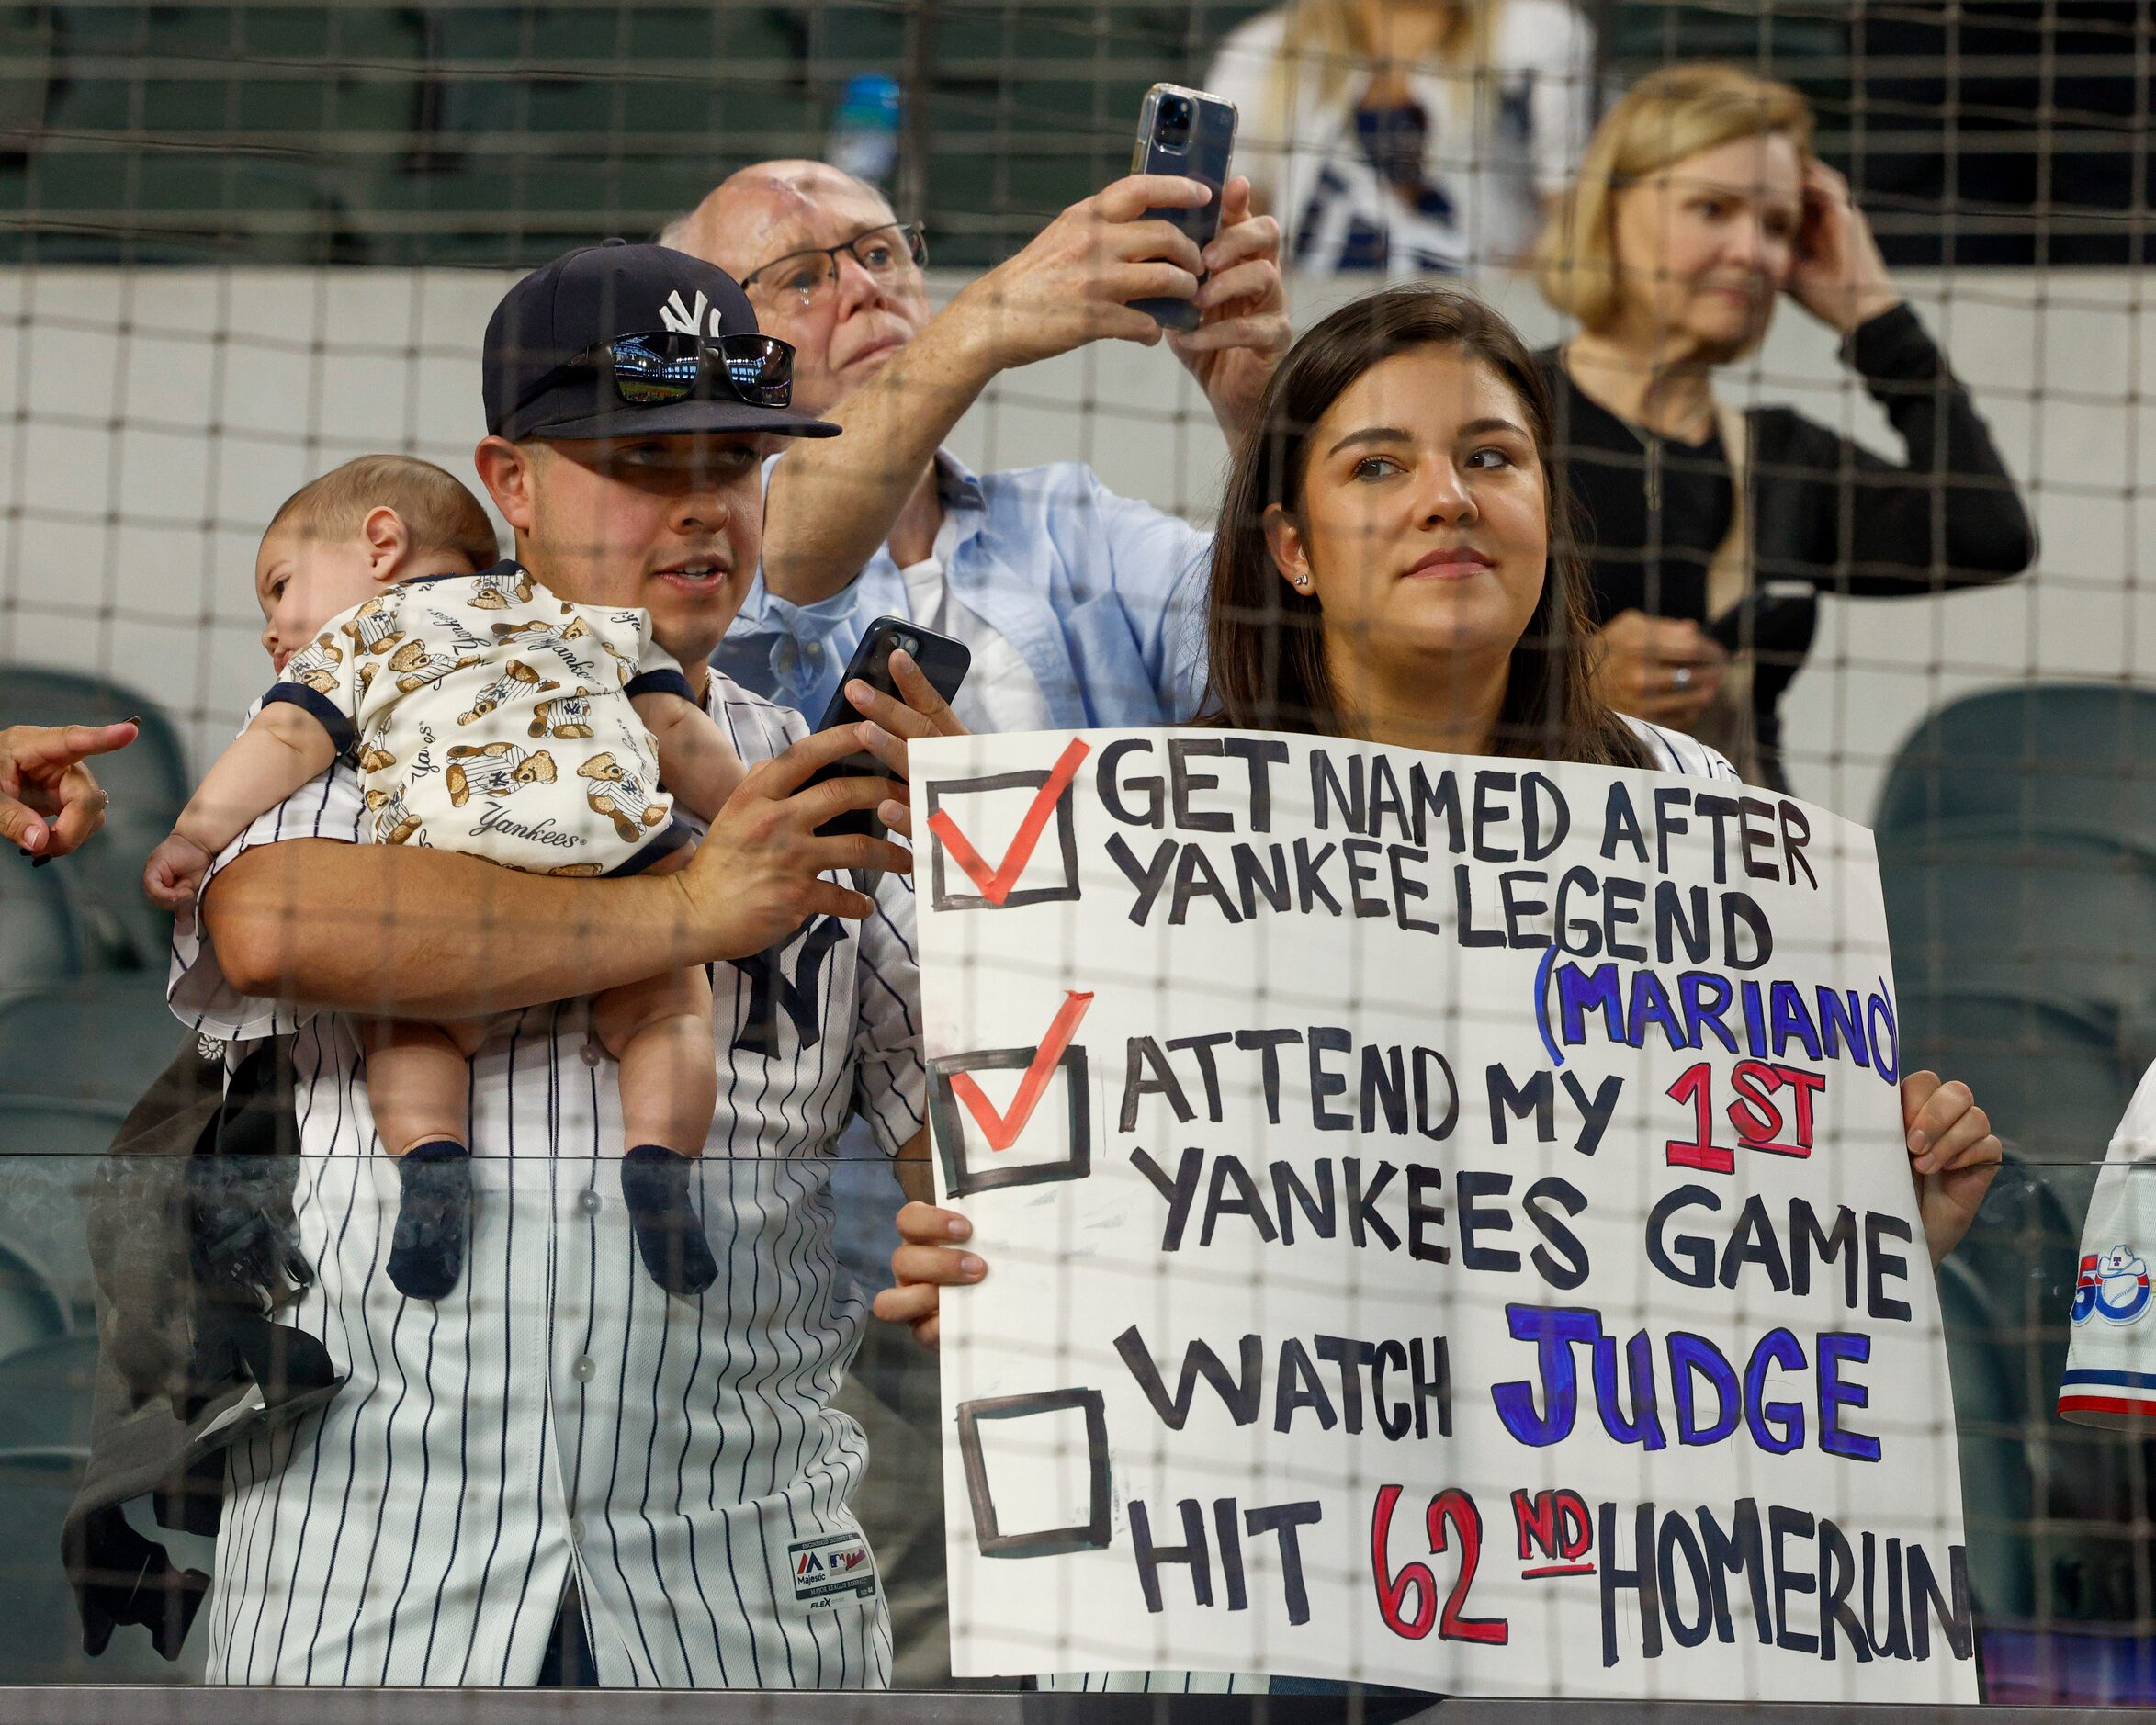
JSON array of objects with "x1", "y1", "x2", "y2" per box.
[
  {"x1": 1204, "y1": 0, "x2": 1594, "y2": 275},
  {"x1": 1532, "y1": 63, "x2": 2035, "y2": 790}
]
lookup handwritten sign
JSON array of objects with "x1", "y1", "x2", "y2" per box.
[{"x1": 913, "y1": 729, "x2": 1975, "y2": 1702}]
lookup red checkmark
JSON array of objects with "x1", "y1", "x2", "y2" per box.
[
  {"x1": 946, "y1": 990, "x2": 1094, "y2": 1153},
  {"x1": 926, "y1": 737, "x2": 1091, "y2": 907}
]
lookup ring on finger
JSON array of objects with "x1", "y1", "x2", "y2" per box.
[{"x1": 1671, "y1": 665, "x2": 1693, "y2": 691}]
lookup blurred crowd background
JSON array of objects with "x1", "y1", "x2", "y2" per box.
[{"x1": 3, "y1": 0, "x2": 2156, "y2": 1703}]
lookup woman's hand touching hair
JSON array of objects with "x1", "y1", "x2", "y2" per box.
[{"x1": 1788, "y1": 160, "x2": 1902, "y2": 335}]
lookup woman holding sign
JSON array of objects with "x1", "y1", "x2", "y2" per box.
[{"x1": 865, "y1": 283, "x2": 2001, "y2": 1336}]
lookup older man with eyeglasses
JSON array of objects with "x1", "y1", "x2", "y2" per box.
[{"x1": 663, "y1": 160, "x2": 1288, "y2": 736}]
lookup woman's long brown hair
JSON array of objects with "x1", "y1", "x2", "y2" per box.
[{"x1": 1202, "y1": 284, "x2": 1653, "y2": 770}]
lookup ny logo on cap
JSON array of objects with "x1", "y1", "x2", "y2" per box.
[{"x1": 660, "y1": 288, "x2": 727, "y2": 338}]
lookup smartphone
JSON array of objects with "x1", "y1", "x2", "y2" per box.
[
  {"x1": 1128, "y1": 83, "x2": 1237, "y2": 332},
  {"x1": 804, "y1": 616, "x2": 972, "y2": 839}
]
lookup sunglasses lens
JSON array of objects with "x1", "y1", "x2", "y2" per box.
[
  {"x1": 607, "y1": 335, "x2": 698, "y2": 404},
  {"x1": 596, "y1": 333, "x2": 793, "y2": 411},
  {"x1": 722, "y1": 335, "x2": 792, "y2": 407}
]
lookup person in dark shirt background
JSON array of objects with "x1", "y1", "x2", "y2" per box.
[{"x1": 1531, "y1": 63, "x2": 2036, "y2": 789}]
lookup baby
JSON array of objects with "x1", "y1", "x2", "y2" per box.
[{"x1": 148, "y1": 454, "x2": 747, "y2": 1302}]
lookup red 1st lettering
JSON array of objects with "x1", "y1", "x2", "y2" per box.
[
  {"x1": 1666, "y1": 1062, "x2": 1826, "y2": 1172},
  {"x1": 1664, "y1": 1063, "x2": 1734, "y2": 1173}
]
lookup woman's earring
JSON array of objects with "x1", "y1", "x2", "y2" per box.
[{"x1": 1292, "y1": 573, "x2": 1312, "y2": 591}]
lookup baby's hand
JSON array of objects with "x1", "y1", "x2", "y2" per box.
[{"x1": 144, "y1": 832, "x2": 213, "y2": 910}]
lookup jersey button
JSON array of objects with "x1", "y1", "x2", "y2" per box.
[
  {"x1": 579, "y1": 1189, "x2": 602, "y2": 1217},
  {"x1": 569, "y1": 1516, "x2": 587, "y2": 1543},
  {"x1": 571, "y1": 1355, "x2": 596, "y2": 1383}
]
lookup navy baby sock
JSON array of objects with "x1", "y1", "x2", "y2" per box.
[
  {"x1": 386, "y1": 1140, "x2": 471, "y2": 1300},
  {"x1": 619, "y1": 1145, "x2": 717, "y2": 1297}
]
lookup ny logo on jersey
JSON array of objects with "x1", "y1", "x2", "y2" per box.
[
  {"x1": 734, "y1": 915, "x2": 848, "y2": 1056},
  {"x1": 659, "y1": 288, "x2": 726, "y2": 338}
]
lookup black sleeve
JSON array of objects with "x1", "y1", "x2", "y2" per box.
[
  {"x1": 1767, "y1": 302, "x2": 2037, "y2": 598},
  {"x1": 624, "y1": 667, "x2": 697, "y2": 703}
]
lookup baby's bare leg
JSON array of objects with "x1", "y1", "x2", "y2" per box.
[
  {"x1": 358, "y1": 1016, "x2": 489, "y2": 1301},
  {"x1": 592, "y1": 965, "x2": 717, "y2": 1296},
  {"x1": 592, "y1": 965, "x2": 717, "y2": 1156},
  {"x1": 359, "y1": 1017, "x2": 486, "y2": 1156}
]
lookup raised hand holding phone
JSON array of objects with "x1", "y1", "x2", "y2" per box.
[{"x1": 1128, "y1": 84, "x2": 1238, "y2": 331}]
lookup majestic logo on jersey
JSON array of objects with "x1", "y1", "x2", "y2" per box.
[
  {"x1": 2073, "y1": 1246, "x2": 2151, "y2": 1325},
  {"x1": 735, "y1": 915, "x2": 848, "y2": 1056},
  {"x1": 788, "y1": 1531, "x2": 876, "y2": 1608},
  {"x1": 660, "y1": 288, "x2": 726, "y2": 338}
]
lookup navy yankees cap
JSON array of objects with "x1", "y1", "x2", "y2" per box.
[{"x1": 483, "y1": 239, "x2": 840, "y2": 441}]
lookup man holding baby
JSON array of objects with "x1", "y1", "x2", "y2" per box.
[{"x1": 171, "y1": 239, "x2": 943, "y2": 1686}]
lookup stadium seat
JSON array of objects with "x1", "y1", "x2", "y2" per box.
[
  {"x1": 1940, "y1": 1157, "x2": 2115, "y2": 1637},
  {"x1": 0, "y1": 975, "x2": 178, "y2": 1322},
  {"x1": 0, "y1": 667, "x2": 187, "y2": 803},
  {"x1": 1936, "y1": 1253, "x2": 2036, "y2": 1621},
  {"x1": 0, "y1": 1234, "x2": 70, "y2": 1367},
  {"x1": 0, "y1": 1331, "x2": 203, "y2": 1682},
  {"x1": 1875, "y1": 690, "x2": 2156, "y2": 1171},
  {"x1": 0, "y1": 973, "x2": 186, "y2": 1116},
  {"x1": 0, "y1": 1122, "x2": 113, "y2": 1319},
  {"x1": 0, "y1": 1332, "x2": 93, "y2": 1463},
  {"x1": 0, "y1": 666, "x2": 186, "y2": 972},
  {"x1": 1874, "y1": 683, "x2": 2156, "y2": 852},
  {"x1": 1892, "y1": 986, "x2": 2136, "y2": 1179},
  {"x1": 1875, "y1": 689, "x2": 2156, "y2": 1657},
  {"x1": 1882, "y1": 832, "x2": 2156, "y2": 1020},
  {"x1": 1603, "y1": 2, "x2": 1847, "y2": 83},
  {"x1": 48, "y1": 5, "x2": 423, "y2": 142},
  {"x1": 0, "y1": 1456, "x2": 205, "y2": 1682},
  {"x1": 0, "y1": 857, "x2": 84, "y2": 1000}
]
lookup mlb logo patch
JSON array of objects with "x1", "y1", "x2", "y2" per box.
[{"x1": 788, "y1": 1531, "x2": 878, "y2": 1608}]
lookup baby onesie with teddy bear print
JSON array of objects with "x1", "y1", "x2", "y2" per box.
[{"x1": 266, "y1": 558, "x2": 689, "y2": 877}]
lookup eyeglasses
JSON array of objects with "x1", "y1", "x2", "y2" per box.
[
  {"x1": 515, "y1": 330, "x2": 796, "y2": 415},
  {"x1": 739, "y1": 223, "x2": 928, "y2": 309}
]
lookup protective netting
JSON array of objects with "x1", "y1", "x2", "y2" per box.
[{"x1": 0, "y1": 0, "x2": 2149, "y2": 1704}]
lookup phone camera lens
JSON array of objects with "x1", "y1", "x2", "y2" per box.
[
  {"x1": 898, "y1": 634, "x2": 920, "y2": 656},
  {"x1": 1156, "y1": 94, "x2": 1193, "y2": 150}
]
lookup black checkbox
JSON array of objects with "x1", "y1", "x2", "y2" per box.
[
  {"x1": 926, "y1": 767, "x2": 1082, "y2": 911},
  {"x1": 928, "y1": 1043, "x2": 1091, "y2": 1198},
  {"x1": 957, "y1": 1387, "x2": 1112, "y2": 1558}
]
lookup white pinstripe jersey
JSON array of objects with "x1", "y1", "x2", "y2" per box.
[{"x1": 167, "y1": 672, "x2": 926, "y2": 1687}]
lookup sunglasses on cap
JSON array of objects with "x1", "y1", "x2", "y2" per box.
[{"x1": 514, "y1": 330, "x2": 796, "y2": 416}]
